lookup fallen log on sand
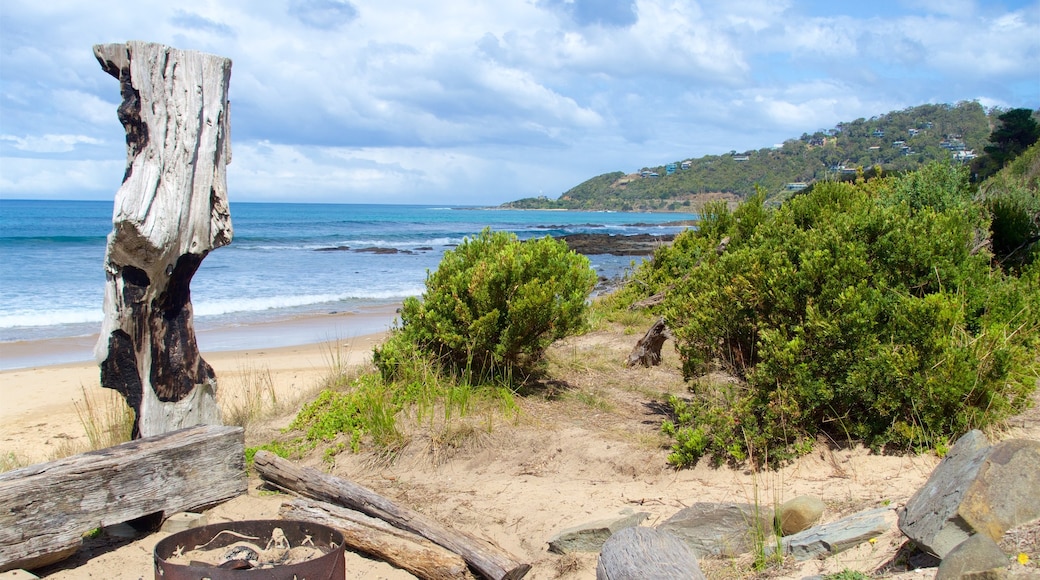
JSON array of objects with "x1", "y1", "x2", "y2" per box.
[
  {"x1": 280, "y1": 497, "x2": 474, "y2": 580},
  {"x1": 0, "y1": 425, "x2": 245, "y2": 572},
  {"x1": 254, "y1": 450, "x2": 530, "y2": 580}
]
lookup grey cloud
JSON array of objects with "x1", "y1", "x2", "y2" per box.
[
  {"x1": 289, "y1": 0, "x2": 359, "y2": 29},
  {"x1": 170, "y1": 10, "x2": 235, "y2": 36}
]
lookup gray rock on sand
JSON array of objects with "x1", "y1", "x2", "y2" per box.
[
  {"x1": 657, "y1": 502, "x2": 772, "y2": 557},
  {"x1": 958, "y1": 438, "x2": 1040, "y2": 543},
  {"x1": 898, "y1": 430, "x2": 992, "y2": 558},
  {"x1": 548, "y1": 511, "x2": 650, "y2": 554},
  {"x1": 768, "y1": 506, "x2": 894, "y2": 561},
  {"x1": 934, "y1": 533, "x2": 1009, "y2": 580},
  {"x1": 899, "y1": 430, "x2": 1040, "y2": 559},
  {"x1": 596, "y1": 526, "x2": 704, "y2": 580}
]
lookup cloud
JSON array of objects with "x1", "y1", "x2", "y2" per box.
[
  {"x1": 0, "y1": 0, "x2": 1037, "y2": 204},
  {"x1": 0, "y1": 134, "x2": 104, "y2": 154},
  {"x1": 170, "y1": 10, "x2": 235, "y2": 36},
  {"x1": 0, "y1": 157, "x2": 122, "y2": 198},
  {"x1": 289, "y1": 0, "x2": 359, "y2": 29}
]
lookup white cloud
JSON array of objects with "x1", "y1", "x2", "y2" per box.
[
  {"x1": 0, "y1": 157, "x2": 122, "y2": 197},
  {"x1": 0, "y1": 134, "x2": 104, "y2": 153},
  {"x1": 0, "y1": 0, "x2": 1037, "y2": 203}
]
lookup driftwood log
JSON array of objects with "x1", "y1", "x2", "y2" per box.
[
  {"x1": 596, "y1": 526, "x2": 703, "y2": 580},
  {"x1": 92, "y1": 41, "x2": 233, "y2": 438},
  {"x1": 0, "y1": 425, "x2": 245, "y2": 572},
  {"x1": 253, "y1": 451, "x2": 531, "y2": 580},
  {"x1": 626, "y1": 318, "x2": 671, "y2": 367},
  {"x1": 280, "y1": 497, "x2": 474, "y2": 580}
]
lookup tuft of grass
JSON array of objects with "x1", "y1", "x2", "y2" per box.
[
  {"x1": 75, "y1": 385, "x2": 134, "y2": 452},
  {"x1": 825, "y1": 571, "x2": 871, "y2": 580},
  {"x1": 0, "y1": 451, "x2": 30, "y2": 473},
  {"x1": 221, "y1": 363, "x2": 279, "y2": 428}
]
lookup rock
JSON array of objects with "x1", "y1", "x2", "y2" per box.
[
  {"x1": 160, "y1": 512, "x2": 208, "y2": 534},
  {"x1": 770, "y1": 506, "x2": 894, "y2": 561},
  {"x1": 596, "y1": 526, "x2": 704, "y2": 580},
  {"x1": 776, "y1": 495, "x2": 826, "y2": 536},
  {"x1": 557, "y1": 233, "x2": 676, "y2": 256},
  {"x1": 900, "y1": 432, "x2": 1040, "y2": 559},
  {"x1": 899, "y1": 430, "x2": 992, "y2": 558},
  {"x1": 93, "y1": 41, "x2": 233, "y2": 438},
  {"x1": 548, "y1": 511, "x2": 650, "y2": 554},
  {"x1": 657, "y1": 502, "x2": 772, "y2": 558},
  {"x1": 935, "y1": 534, "x2": 1009, "y2": 580},
  {"x1": 959, "y1": 439, "x2": 1040, "y2": 543}
]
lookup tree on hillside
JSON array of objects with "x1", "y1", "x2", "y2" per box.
[{"x1": 976, "y1": 108, "x2": 1040, "y2": 180}]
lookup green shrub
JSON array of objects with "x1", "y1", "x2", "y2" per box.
[
  {"x1": 375, "y1": 228, "x2": 597, "y2": 381},
  {"x1": 656, "y1": 163, "x2": 1039, "y2": 468}
]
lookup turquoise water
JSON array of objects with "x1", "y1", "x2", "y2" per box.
[{"x1": 0, "y1": 200, "x2": 694, "y2": 351}]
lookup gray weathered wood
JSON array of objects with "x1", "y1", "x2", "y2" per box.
[
  {"x1": 254, "y1": 451, "x2": 530, "y2": 580},
  {"x1": 596, "y1": 526, "x2": 704, "y2": 580},
  {"x1": 92, "y1": 41, "x2": 234, "y2": 438},
  {"x1": 626, "y1": 318, "x2": 670, "y2": 367},
  {"x1": 280, "y1": 497, "x2": 474, "y2": 580},
  {"x1": 0, "y1": 425, "x2": 245, "y2": 572}
]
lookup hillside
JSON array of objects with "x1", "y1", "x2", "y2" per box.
[{"x1": 504, "y1": 101, "x2": 1002, "y2": 211}]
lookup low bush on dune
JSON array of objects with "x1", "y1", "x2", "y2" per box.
[
  {"x1": 375, "y1": 227, "x2": 597, "y2": 382},
  {"x1": 248, "y1": 228, "x2": 596, "y2": 464},
  {"x1": 621, "y1": 161, "x2": 1039, "y2": 468}
]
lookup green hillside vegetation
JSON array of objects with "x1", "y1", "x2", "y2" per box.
[
  {"x1": 606, "y1": 144, "x2": 1040, "y2": 468},
  {"x1": 505, "y1": 101, "x2": 1039, "y2": 211}
]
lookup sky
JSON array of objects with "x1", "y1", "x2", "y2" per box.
[{"x1": 1, "y1": 1, "x2": 1038, "y2": 206}]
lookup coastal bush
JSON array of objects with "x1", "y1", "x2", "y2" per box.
[
  {"x1": 652, "y1": 163, "x2": 1039, "y2": 468},
  {"x1": 374, "y1": 227, "x2": 597, "y2": 381},
  {"x1": 977, "y1": 143, "x2": 1040, "y2": 272}
]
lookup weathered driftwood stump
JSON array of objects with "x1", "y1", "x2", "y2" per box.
[
  {"x1": 626, "y1": 318, "x2": 670, "y2": 367},
  {"x1": 92, "y1": 41, "x2": 233, "y2": 438}
]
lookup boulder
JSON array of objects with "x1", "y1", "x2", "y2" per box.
[
  {"x1": 769, "y1": 506, "x2": 894, "y2": 561},
  {"x1": 596, "y1": 526, "x2": 704, "y2": 580},
  {"x1": 959, "y1": 439, "x2": 1040, "y2": 543},
  {"x1": 935, "y1": 534, "x2": 1009, "y2": 580},
  {"x1": 776, "y1": 495, "x2": 825, "y2": 536},
  {"x1": 898, "y1": 430, "x2": 992, "y2": 557},
  {"x1": 547, "y1": 511, "x2": 650, "y2": 554},
  {"x1": 657, "y1": 502, "x2": 772, "y2": 557},
  {"x1": 900, "y1": 432, "x2": 1040, "y2": 559}
]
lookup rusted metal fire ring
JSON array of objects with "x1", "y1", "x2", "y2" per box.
[{"x1": 154, "y1": 519, "x2": 345, "y2": 579}]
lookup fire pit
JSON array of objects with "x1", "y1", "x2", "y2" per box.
[{"x1": 154, "y1": 519, "x2": 345, "y2": 579}]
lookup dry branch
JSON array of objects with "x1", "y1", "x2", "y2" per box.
[
  {"x1": 253, "y1": 451, "x2": 530, "y2": 580},
  {"x1": 280, "y1": 497, "x2": 474, "y2": 580}
]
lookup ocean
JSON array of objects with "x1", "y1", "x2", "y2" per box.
[{"x1": 0, "y1": 200, "x2": 695, "y2": 369}]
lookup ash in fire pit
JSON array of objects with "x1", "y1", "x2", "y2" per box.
[{"x1": 154, "y1": 519, "x2": 344, "y2": 579}]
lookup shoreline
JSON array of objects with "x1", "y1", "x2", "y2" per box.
[
  {"x1": 0, "y1": 325, "x2": 391, "y2": 465},
  {"x1": 0, "y1": 304, "x2": 401, "y2": 371}
]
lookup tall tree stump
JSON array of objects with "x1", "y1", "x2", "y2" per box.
[{"x1": 92, "y1": 41, "x2": 233, "y2": 438}]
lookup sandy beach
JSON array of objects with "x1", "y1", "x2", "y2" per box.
[
  {"x1": 2, "y1": 316, "x2": 1037, "y2": 579},
  {"x1": 0, "y1": 309, "x2": 394, "y2": 465}
]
